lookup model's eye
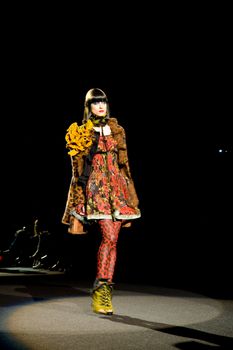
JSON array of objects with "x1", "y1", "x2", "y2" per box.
[
  {"x1": 93, "y1": 101, "x2": 106, "y2": 105},
  {"x1": 89, "y1": 98, "x2": 107, "y2": 106}
]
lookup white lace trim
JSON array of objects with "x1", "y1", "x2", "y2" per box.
[{"x1": 71, "y1": 209, "x2": 141, "y2": 222}]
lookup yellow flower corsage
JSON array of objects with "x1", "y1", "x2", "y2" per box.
[{"x1": 65, "y1": 119, "x2": 94, "y2": 156}]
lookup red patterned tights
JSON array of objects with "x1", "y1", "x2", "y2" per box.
[{"x1": 96, "y1": 219, "x2": 121, "y2": 282}]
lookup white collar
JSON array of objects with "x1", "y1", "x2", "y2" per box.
[{"x1": 93, "y1": 124, "x2": 111, "y2": 136}]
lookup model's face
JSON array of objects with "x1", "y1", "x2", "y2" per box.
[{"x1": 91, "y1": 101, "x2": 107, "y2": 117}]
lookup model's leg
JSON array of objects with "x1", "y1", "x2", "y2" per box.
[
  {"x1": 97, "y1": 219, "x2": 121, "y2": 282},
  {"x1": 92, "y1": 219, "x2": 121, "y2": 315}
]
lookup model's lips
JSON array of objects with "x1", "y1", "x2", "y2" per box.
[{"x1": 99, "y1": 110, "x2": 104, "y2": 112}]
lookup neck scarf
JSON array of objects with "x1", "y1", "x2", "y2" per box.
[{"x1": 90, "y1": 114, "x2": 109, "y2": 127}]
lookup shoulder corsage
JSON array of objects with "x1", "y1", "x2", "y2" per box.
[{"x1": 65, "y1": 119, "x2": 94, "y2": 156}]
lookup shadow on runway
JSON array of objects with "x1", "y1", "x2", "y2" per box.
[{"x1": 101, "y1": 314, "x2": 233, "y2": 349}]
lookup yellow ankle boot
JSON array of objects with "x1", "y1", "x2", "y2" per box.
[
  {"x1": 92, "y1": 282, "x2": 113, "y2": 315},
  {"x1": 104, "y1": 283, "x2": 114, "y2": 315}
]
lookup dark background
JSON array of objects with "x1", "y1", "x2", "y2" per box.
[{"x1": 1, "y1": 5, "x2": 232, "y2": 296}]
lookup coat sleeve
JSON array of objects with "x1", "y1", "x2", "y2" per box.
[
  {"x1": 61, "y1": 155, "x2": 85, "y2": 226},
  {"x1": 116, "y1": 125, "x2": 140, "y2": 209}
]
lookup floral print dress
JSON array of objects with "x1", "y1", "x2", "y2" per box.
[{"x1": 75, "y1": 130, "x2": 140, "y2": 222}]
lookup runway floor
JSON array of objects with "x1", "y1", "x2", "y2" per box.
[{"x1": 0, "y1": 267, "x2": 232, "y2": 350}]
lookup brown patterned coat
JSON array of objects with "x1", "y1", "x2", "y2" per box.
[{"x1": 62, "y1": 117, "x2": 139, "y2": 232}]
